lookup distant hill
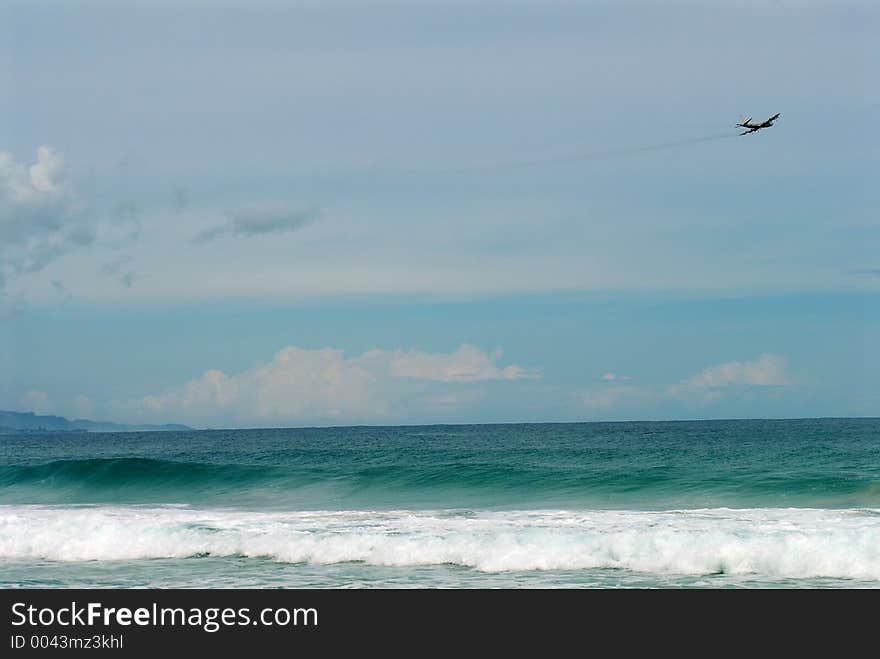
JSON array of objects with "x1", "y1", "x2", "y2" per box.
[{"x1": 0, "y1": 410, "x2": 192, "y2": 434}]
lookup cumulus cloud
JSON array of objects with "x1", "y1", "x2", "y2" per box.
[
  {"x1": 0, "y1": 146, "x2": 90, "y2": 298},
  {"x1": 666, "y1": 353, "x2": 789, "y2": 405},
  {"x1": 580, "y1": 354, "x2": 792, "y2": 413},
  {"x1": 390, "y1": 344, "x2": 534, "y2": 382},
  {"x1": 193, "y1": 202, "x2": 318, "y2": 243},
  {"x1": 119, "y1": 344, "x2": 533, "y2": 427},
  {"x1": 669, "y1": 353, "x2": 788, "y2": 393}
]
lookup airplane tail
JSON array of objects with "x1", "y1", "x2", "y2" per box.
[{"x1": 737, "y1": 116, "x2": 752, "y2": 127}]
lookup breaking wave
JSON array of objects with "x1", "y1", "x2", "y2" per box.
[
  {"x1": 3, "y1": 456, "x2": 879, "y2": 509},
  {"x1": 2, "y1": 505, "x2": 879, "y2": 580}
]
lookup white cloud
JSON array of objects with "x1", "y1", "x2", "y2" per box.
[
  {"x1": 668, "y1": 353, "x2": 788, "y2": 397},
  {"x1": 117, "y1": 344, "x2": 533, "y2": 427},
  {"x1": 27, "y1": 147, "x2": 63, "y2": 194},
  {"x1": 580, "y1": 354, "x2": 792, "y2": 414},
  {"x1": 0, "y1": 146, "x2": 90, "y2": 297},
  {"x1": 390, "y1": 344, "x2": 533, "y2": 382},
  {"x1": 0, "y1": 146, "x2": 152, "y2": 309}
]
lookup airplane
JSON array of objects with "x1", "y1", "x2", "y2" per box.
[{"x1": 736, "y1": 113, "x2": 780, "y2": 135}]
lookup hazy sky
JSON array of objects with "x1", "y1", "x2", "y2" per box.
[{"x1": 1, "y1": 0, "x2": 877, "y2": 427}]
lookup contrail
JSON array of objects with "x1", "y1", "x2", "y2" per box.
[{"x1": 413, "y1": 131, "x2": 738, "y2": 176}]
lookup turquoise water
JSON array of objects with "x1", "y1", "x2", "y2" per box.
[{"x1": 1, "y1": 418, "x2": 879, "y2": 588}]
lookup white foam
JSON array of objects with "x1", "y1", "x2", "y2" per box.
[{"x1": 2, "y1": 506, "x2": 879, "y2": 579}]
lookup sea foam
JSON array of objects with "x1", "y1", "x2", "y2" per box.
[{"x1": 1, "y1": 506, "x2": 879, "y2": 579}]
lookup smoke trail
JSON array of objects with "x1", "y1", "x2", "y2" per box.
[{"x1": 420, "y1": 132, "x2": 739, "y2": 176}]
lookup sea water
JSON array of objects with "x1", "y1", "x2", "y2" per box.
[{"x1": 1, "y1": 418, "x2": 878, "y2": 588}]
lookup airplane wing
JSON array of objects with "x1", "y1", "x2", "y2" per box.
[
  {"x1": 740, "y1": 126, "x2": 760, "y2": 135},
  {"x1": 768, "y1": 113, "x2": 780, "y2": 122}
]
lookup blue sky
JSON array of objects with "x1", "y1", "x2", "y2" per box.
[{"x1": 1, "y1": 1, "x2": 877, "y2": 427}]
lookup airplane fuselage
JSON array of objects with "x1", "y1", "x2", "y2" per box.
[
  {"x1": 736, "y1": 113, "x2": 780, "y2": 133},
  {"x1": 742, "y1": 121, "x2": 772, "y2": 128}
]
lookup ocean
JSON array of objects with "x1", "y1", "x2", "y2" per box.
[{"x1": 1, "y1": 418, "x2": 878, "y2": 588}]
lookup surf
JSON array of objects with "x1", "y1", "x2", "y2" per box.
[{"x1": 2, "y1": 505, "x2": 879, "y2": 581}]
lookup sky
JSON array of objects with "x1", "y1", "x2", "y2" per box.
[{"x1": 0, "y1": 0, "x2": 877, "y2": 428}]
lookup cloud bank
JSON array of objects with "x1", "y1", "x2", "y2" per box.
[{"x1": 119, "y1": 343, "x2": 533, "y2": 427}]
